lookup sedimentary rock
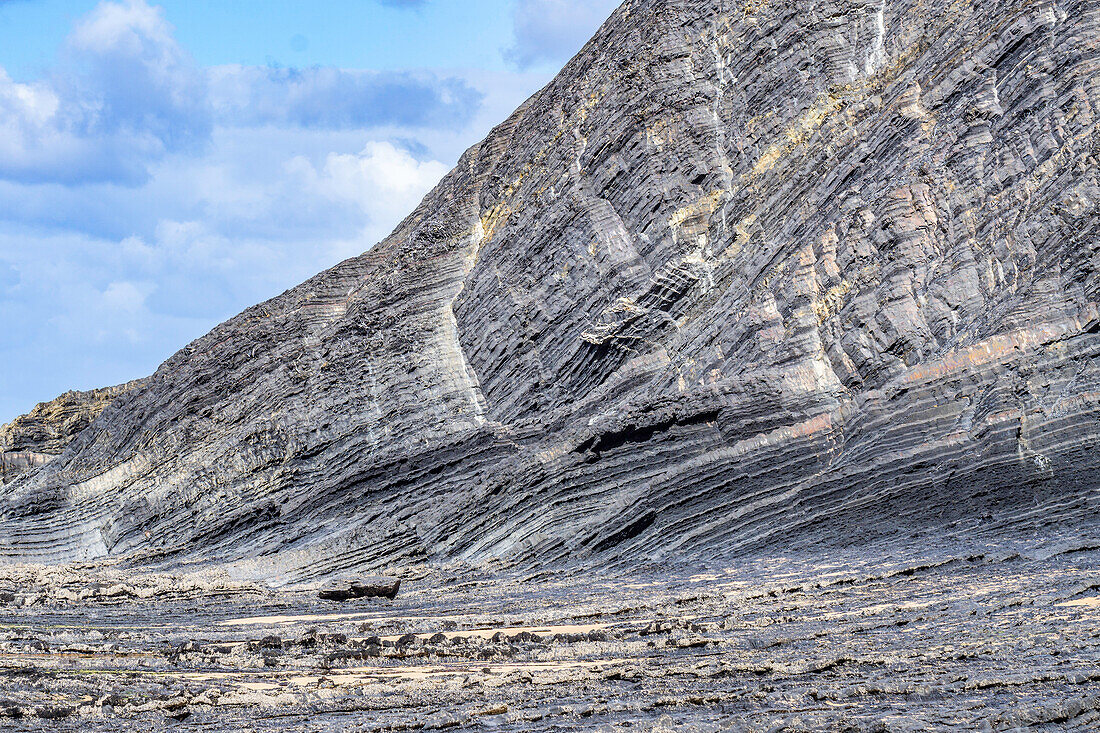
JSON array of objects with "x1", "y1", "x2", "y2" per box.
[
  {"x1": 318, "y1": 576, "x2": 401, "y2": 601},
  {"x1": 3, "y1": 539, "x2": 1100, "y2": 730},
  {"x1": 1, "y1": 0, "x2": 1098, "y2": 573},
  {"x1": 0, "y1": 381, "x2": 145, "y2": 485}
]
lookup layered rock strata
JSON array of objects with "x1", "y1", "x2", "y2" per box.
[
  {"x1": 2, "y1": 0, "x2": 1098, "y2": 571},
  {"x1": 0, "y1": 381, "x2": 145, "y2": 486},
  {"x1": 2, "y1": 540, "x2": 1099, "y2": 730}
]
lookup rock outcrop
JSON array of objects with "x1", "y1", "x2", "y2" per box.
[
  {"x1": 0, "y1": 381, "x2": 145, "y2": 486},
  {"x1": 317, "y1": 576, "x2": 401, "y2": 601},
  {"x1": 2, "y1": 0, "x2": 1098, "y2": 572}
]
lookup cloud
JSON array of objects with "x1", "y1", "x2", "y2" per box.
[
  {"x1": 65, "y1": 0, "x2": 210, "y2": 149},
  {"x1": 101, "y1": 279, "x2": 153, "y2": 314},
  {"x1": 504, "y1": 0, "x2": 620, "y2": 69},
  {"x1": 291, "y1": 141, "x2": 448, "y2": 215},
  {"x1": 207, "y1": 66, "x2": 481, "y2": 130},
  {"x1": 0, "y1": 0, "x2": 480, "y2": 187},
  {"x1": 0, "y1": 0, "x2": 209, "y2": 185}
]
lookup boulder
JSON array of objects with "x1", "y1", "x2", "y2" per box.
[{"x1": 318, "y1": 576, "x2": 400, "y2": 601}]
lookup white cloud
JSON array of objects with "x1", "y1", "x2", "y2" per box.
[
  {"x1": 101, "y1": 280, "x2": 152, "y2": 313},
  {"x1": 0, "y1": 70, "x2": 58, "y2": 125},
  {"x1": 294, "y1": 141, "x2": 448, "y2": 219},
  {"x1": 0, "y1": 0, "x2": 209, "y2": 185},
  {"x1": 69, "y1": 0, "x2": 177, "y2": 56}
]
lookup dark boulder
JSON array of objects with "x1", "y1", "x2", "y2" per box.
[{"x1": 318, "y1": 576, "x2": 400, "y2": 601}]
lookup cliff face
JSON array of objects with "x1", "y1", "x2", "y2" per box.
[
  {"x1": 2, "y1": 0, "x2": 1098, "y2": 571},
  {"x1": 0, "y1": 381, "x2": 145, "y2": 486}
]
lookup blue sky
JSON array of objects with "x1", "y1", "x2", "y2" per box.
[{"x1": 0, "y1": 0, "x2": 620, "y2": 424}]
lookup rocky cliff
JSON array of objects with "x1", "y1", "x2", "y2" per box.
[
  {"x1": 0, "y1": 381, "x2": 145, "y2": 486},
  {"x1": 2, "y1": 0, "x2": 1098, "y2": 573}
]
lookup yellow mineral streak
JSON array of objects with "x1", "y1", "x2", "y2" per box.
[
  {"x1": 812, "y1": 279, "x2": 854, "y2": 323},
  {"x1": 668, "y1": 190, "x2": 724, "y2": 233},
  {"x1": 478, "y1": 202, "x2": 512, "y2": 245},
  {"x1": 747, "y1": 94, "x2": 843, "y2": 179},
  {"x1": 471, "y1": 89, "x2": 606, "y2": 249},
  {"x1": 740, "y1": 0, "x2": 771, "y2": 17},
  {"x1": 734, "y1": 212, "x2": 757, "y2": 241}
]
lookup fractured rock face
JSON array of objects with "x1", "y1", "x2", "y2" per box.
[
  {"x1": 0, "y1": 381, "x2": 146, "y2": 486},
  {"x1": 1, "y1": 0, "x2": 1098, "y2": 571}
]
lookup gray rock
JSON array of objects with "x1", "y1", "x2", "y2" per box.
[
  {"x1": 1, "y1": 0, "x2": 1098, "y2": 572},
  {"x1": 0, "y1": 380, "x2": 145, "y2": 485},
  {"x1": 318, "y1": 576, "x2": 400, "y2": 601}
]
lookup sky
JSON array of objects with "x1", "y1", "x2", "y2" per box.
[{"x1": 0, "y1": 0, "x2": 621, "y2": 424}]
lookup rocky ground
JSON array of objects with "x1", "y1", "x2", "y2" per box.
[{"x1": 1, "y1": 535, "x2": 1099, "y2": 731}]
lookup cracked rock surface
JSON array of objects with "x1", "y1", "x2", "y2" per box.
[{"x1": 1, "y1": 538, "x2": 1099, "y2": 730}]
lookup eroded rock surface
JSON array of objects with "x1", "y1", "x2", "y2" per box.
[
  {"x1": 1, "y1": 0, "x2": 1099, "y2": 575},
  {"x1": 1, "y1": 539, "x2": 1098, "y2": 730},
  {"x1": 0, "y1": 381, "x2": 145, "y2": 486}
]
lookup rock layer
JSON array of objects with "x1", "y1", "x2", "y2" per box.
[
  {"x1": 2, "y1": 539, "x2": 1099, "y2": 730},
  {"x1": 2, "y1": 0, "x2": 1099, "y2": 571},
  {"x1": 0, "y1": 381, "x2": 145, "y2": 486}
]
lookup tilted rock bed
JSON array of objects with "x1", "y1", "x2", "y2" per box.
[{"x1": 2, "y1": 0, "x2": 1098, "y2": 575}]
